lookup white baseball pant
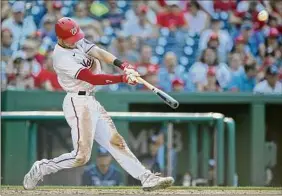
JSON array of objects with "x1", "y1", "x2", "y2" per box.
[{"x1": 38, "y1": 93, "x2": 147, "y2": 179}]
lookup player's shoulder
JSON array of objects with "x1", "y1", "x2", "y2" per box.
[
  {"x1": 53, "y1": 44, "x2": 73, "y2": 60},
  {"x1": 77, "y1": 38, "x2": 96, "y2": 47}
]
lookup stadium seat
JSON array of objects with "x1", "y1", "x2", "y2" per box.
[
  {"x1": 158, "y1": 37, "x2": 168, "y2": 46},
  {"x1": 155, "y1": 46, "x2": 165, "y2": 56},
  {"x1": 151, "y1": 56, "x2": 160, "y2": 65},
  {"x1": 185, "y1": 37, "x2": 195, "y2": 47},
  {"x1": 179, "y1": 56, "x2": 189, "y2": 67},
  {"x1": 160, "y1": 27, "x2": 170, "y2": 37},
  {"x1": 184, "y1": 46, "x2": 193, "y2": 56}
]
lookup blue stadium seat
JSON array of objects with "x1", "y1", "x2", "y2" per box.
[
  {"x1": 155, "y1": 46, "x2": 165, "y2": 56},
  {"x1": 184, "y1": 46, "x2": 193, "y2": 56},
  {"x1": 160, "y1": 27, "x2": 170, "y2": 37},
  {"x1": 151, "y1": 56, "x2": 160, "y2": 65},
  {"x1": 179, "y1": 56, "x2": 189, "y2": 67},
  {"x1": 104, "y1": 26, "x2": 114, "y2": 36},
  {"x1": 158, "y1": 37, "x2": 168, "y2": 46},
  {"x1": 185, "y1": 37, "x2": 195, "y2": 47}
]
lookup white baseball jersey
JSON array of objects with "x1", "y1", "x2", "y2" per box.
[
  {"x1": 254, "y1": 80, "x2": 282, "y2": 94},
  {"x1": 52, "y1": 39, "x2": 102, "y2": 92}
]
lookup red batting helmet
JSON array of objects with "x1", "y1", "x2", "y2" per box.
[{"x1": 55, "y1": 17, "x2": 84, "y2": 44}]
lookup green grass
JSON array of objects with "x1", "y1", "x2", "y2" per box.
[{"x1": 1, "y1": 185, "x2": 281, "y2": 191}]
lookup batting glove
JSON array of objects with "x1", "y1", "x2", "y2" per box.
[
  {"x1": 122, "y1": 73, "x2": 138, "y2": 85},
  {"x1": 121, "y1": 62, "x2": 140, "y2": 77}
]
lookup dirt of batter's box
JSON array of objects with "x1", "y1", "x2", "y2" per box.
[{"x1": 1, "y1": 189, "x2": 282, "y2": 196}]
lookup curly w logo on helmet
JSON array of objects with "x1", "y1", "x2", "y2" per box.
[{"x1": 70, "y1": 27, "x2": 78, "y2": 35}]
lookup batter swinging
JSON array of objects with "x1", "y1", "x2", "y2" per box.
[{"x1": 23, "y1": 17, "x2": 174, "y2": 191}]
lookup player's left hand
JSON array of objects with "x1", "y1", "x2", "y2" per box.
[
  {"x1": 122, "y1": 73, "x2": 138, "y2": 85},
  {"x1": 121, "y1": 62, "x2": 140, "y2": 77}
]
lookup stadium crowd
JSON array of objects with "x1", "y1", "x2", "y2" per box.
[{"x1": 1, "y1": 0, "x2": 282, "y2": 94}]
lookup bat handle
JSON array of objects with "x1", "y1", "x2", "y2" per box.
[{"x1": 136, "y1": 77, "x2": 154, "y2": 90}]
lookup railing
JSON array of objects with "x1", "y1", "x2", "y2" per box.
[{"x1": 1, "y1": 111, "x2": 236, "y2": 186}]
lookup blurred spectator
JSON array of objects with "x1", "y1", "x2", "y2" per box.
[
  {"x1": 34, "y1": 54, "x2": 62, "y2": 91},
  {"x1": 264, "y1": 28, "x2": 281, "y2": 61},
  {"x1": 125, "y1": 2, "x2": 157, "y2": 25},
  {"x1": 198, "y1": 67, "x2": 222, "y2": 92},
  {"x1": 73, "y1": 2, "x2": 93, "y2": 27},
  {"x1": 151, "y1": 129, "x2": 177, "y2": 178},
  {"x1": 232, "y1": 35, "x2": 252, "y2": 62},
  {"x1": 81, "y1": 146, "x2": 123, "y2": 186},
  {"x1": 1, "y1": 28, "x2": 13, "y2": 63},
  {"x1": 6, "y1": 51, "x2": 35, "y2": 90},
  {"x1": 20, "y1": 39, "x2": 42, "y2": 77},
  {"x1": 199, "y1": 16, "x2": 232, "y2": 63},
  {"x1": 254, "y1": 66, "x2": 282, "y2": 94},
  {"x1": 228, "y1": 63, "x2": 257, "y2": 92},
  {"x1": 109, "y1": 33, "x2": 139, "y2": 65},
  {"x1": 228, "y1": 52, "x2": 244, "y2": 74},
  {"x1": 229, "y1": 1, "x2": 266, "y2": 28},
  {"x1": 122, "y1": 5, "x2": 154, "y2": 39},
  {"x1": 213, "y1": 0, "x2": 236, "y2": 12},
  {"x1": 1, "y1": 61, "x2": 7, "y2": 90},
  {"x1": 172, "y1": 79, "x2": 185, "y2": 92},
  {"x1": 83, "y1": 25, "x2": 102, "y2": 44},
  {"x1": 2, "y1": 1, "x2": 37, "y2": 51},
  {"x1": 50, "y1": 1, "x2": 64, "y2": 21},
  {"x1": 101, "y1": 0, "x2": 125, "y2": 29},
  {"x1": 135, "y1": 45, "x2": 156, "y2": 74},
  {"x1": 190, "y1": 48, "x2": 231, "y2": 90},
  {"x1": 1, "y1": 1, "x2": 11, "y2": 22},
  {"x1": 128, "y1": 36, "x2": 140, "y2": 54},
  {"x1": 156, "y1": 0, "x2": 186, "y2": 30},
  {"x1": 138, "y1": 136, "x2": 162, "y2": 173},
  {"x1": 158, "y1": 52, "x2": 185, "y2": 92},
  {"x1": 196, "y1": 1, "x2": 214, "y2": 16},
  {"x1": 38, "y1": 14, "x2": 57, "y2": 43},
  {"x1": 185, "y1": 0, "x2": 209, "y2": 34},
  {"x1": 140, "y1": 64, "x2": 160, "y2": 90},
  {"x1": 269, "y1": 1, "x2": 282, "y2": 31},
  {"x1": 239, "y1": 21, "x2": 265, "y2": 58},
  {"x1": 205, "y1": 33, "x2": 229, "y2": 63}
]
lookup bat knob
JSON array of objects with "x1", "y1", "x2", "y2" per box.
[{"x1": 171, "y1": 101, "x2": 179, "y2": 109}]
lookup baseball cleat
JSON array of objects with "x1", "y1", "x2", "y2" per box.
[
  {"x1": 23, "y1": 161, "x2": 43, "y2": 190},
  {"x1": 140, "y1": 171, "x2": 174, "y2": 191}
]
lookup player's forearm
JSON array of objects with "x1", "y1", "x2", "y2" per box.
[
  {"x1": 77, "y1": 69, "x2": 123, "y2": 85},
  {"x1": 89, "y1": 47, "x2": 126, "y2": 70},
  {"x1": 89, "y1": 47, "x2": 117, "y2": 66}
]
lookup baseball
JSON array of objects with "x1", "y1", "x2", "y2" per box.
[{"x1": 257, "y1": 10, "x2": 269, "y2": 21}]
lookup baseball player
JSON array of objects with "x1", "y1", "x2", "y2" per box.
[{"x1": 23, "y1": 17, "x2": 174, "y2": 191}]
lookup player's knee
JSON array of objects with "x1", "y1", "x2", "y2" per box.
[
  {"x1": 75, "y1": 155, "x2": 90, "y2": 166},
  {"x1": 74, "y1": 147, "x2": 91, "y2": 166}
]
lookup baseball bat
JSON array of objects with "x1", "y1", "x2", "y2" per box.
[{"x1": 136, "y1": 77, "x2": 179, "y2": 109}]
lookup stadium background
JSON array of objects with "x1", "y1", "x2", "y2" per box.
[{"x1": 1, "y1": 0, "x2": 282, "y2": 188}]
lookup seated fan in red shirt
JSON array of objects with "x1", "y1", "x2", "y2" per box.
[
  {"x1": 156, "y1": 0, "x2": 187, "y2": 29},
  {"x1": 35, "y1": 55, "x2": 62, "y2": 91}
]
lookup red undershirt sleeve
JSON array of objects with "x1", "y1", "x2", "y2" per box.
[{"x1": 76, "y1": 68, "x2": 123, "y2": 85}]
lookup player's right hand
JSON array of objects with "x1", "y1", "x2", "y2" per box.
[
  {"x1": 122, "y1": 73, "x2": 138, "y2": 85},
  {"x1": 121, "y1": 62, "x2": 140, "y2": 77}
]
